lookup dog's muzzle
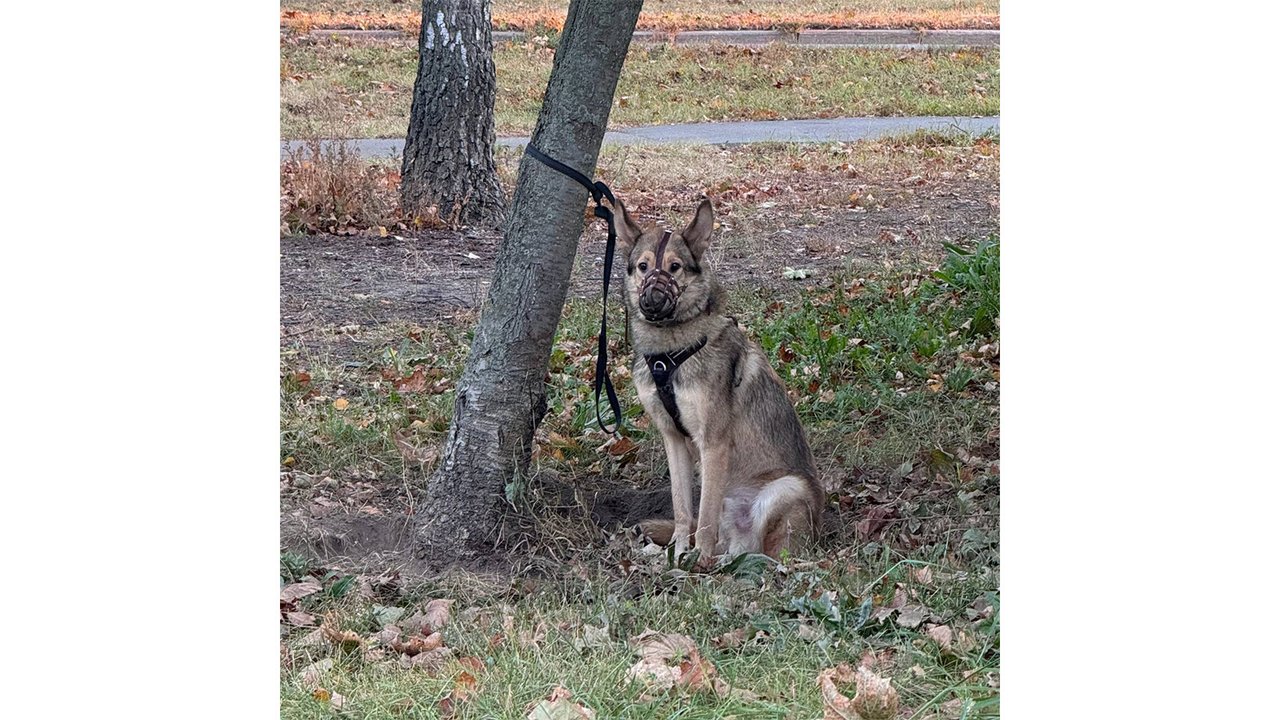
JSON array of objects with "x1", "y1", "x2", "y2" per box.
[
  {"x1": 638, "y1": 229, "x2": 681, "y2": 322},
  {"x1": 639, "y1": 270, "x2": 680, "y2": 322}
]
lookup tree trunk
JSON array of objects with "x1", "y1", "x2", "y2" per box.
[
  {"x1": 416, "y1": 0, "x2": 643, "y2": 566},
  {"x1": 401, "y1": 0, "x2": 505, "y2": 228}
]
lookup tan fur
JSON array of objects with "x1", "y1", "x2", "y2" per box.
[{"x1": 614, "y1": 198, "x2": 824, "y2": 562}]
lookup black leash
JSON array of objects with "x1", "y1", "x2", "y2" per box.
[{"x1": 523, "y1": 144, "x2": 623, "y2": 435}]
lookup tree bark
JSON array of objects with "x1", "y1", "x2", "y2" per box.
[
  {"x1": 401, "y1": 0, "x2": 505, "y2": 228},
  {"x1": 416, "y1": 0, "x2": 643, "y2": 565}
]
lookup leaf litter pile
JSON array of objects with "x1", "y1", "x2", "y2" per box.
[{"x1": 280, "y1": 138, "x2": 999, "y2": 718}]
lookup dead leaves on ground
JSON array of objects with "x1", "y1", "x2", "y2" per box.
[
  {"x1": 624, "y1": 629, "x2": 754, "y2": 702},
  {"x1": 819, "y1": 664, "x2": 900, "y2": 720},
  {"x1": 281, "y1": 580, "x2": 323, "y2": 604},
  {"x1": 527, "y1": 686, "x2": 597, "y2": 720}
]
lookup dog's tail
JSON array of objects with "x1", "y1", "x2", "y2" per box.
[{"x1": 638, "y1": 518, "x2": 676, "y2": 545}]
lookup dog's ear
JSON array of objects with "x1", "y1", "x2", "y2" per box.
[
  {"x1": 682, "y1": 199, "x2": 714, "y2": 261},
  {"x1": 613, "y1": 197, "x2": 644, "y2": 253}
]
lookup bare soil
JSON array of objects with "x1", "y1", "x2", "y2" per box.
[{"x1": 280, "y1": 176, "x2": 997, "y2": 345}]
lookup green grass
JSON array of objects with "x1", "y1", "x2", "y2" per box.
[
  {"x1": 281, "y1": 37, "x2": 999, "y2": 139},
  {"x1": 282, "y1": 550, "x2": 998, "y2": 719}
]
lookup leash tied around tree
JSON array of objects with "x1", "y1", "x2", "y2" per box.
[{"x1": 523, "y1": 144, "x2": 623, "y2": 435}]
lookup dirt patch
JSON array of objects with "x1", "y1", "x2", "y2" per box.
[
  {"x1": 280, "y1": 229, "x2": 498, "y2": 339},
  {"x1": 280, "y1": 174, "x2": 997, "y2": 352}
]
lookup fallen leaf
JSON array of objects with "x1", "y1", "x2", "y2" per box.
[
  {"x1": 392, "y1": 631, "x2": 443, "y2": 656},
  {"x1": 299, "y1": 658, "x2": 333, "y2": 690},
  {"x1": 818, "y1": 663, "x2": 857, "y2": 719},
  {"x1": 424, "y1": 598, "x2": 453, "y2": 633},
  {"x1": 393, "y1": 430, "x2": 440, "y2": 467},
  {"x1": 322, "y1": 621, "x2": 363, "y2": 652},
  {"x1": 819, "y1": 664, "x2": 899, "y2": 720},
  {"x1": 451, "y1": 670, "x2": 479, "y2": 701},
  {"x1": 925, "y1": 623, "x2": 954, "y2": 651},
  {"x1": 574, "y1": 623, "x2": 611, "y2": 653},
  {"x1": 286, "y1": 611, "x2": 316, "y2": 627},
  {"x1": 912, "y1": 566, "x2": 934, "y2": 585},
  {"x1": 280, "y1": 580, "x2": 323, "y2": 603},
  {"x1": 896, "y1": 604, "x2": 927, "y2": 629},
  {"x1": 403, "y1": 646, "x2": 453, "y2": 674},
  {"x1": 527, "y1": 685, "x2": 597, "y2": 720},
  {"x1": 599, "y1": 435, "x2": 637, "y2": 458},
  {"x1": 712, "y1": 627, "x2": 746, "y2": 649},
  {"x1": 625, "y1": 629, "x2": 731, "y2": 698},
  {"x1": 856, "y1": 505, "x2": 896, "y2": 539},
  {"x1": 395, "y1": 366, "x2": 429, "y2": 392},
  {"x1": 851, "y1": 666, "x2": 899, "y2": 720}
]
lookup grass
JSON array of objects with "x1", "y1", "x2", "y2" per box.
[
  {"x1": 281, "y1": 133, "x2": 1000, "y2": 238},
  {"x1": 281, "y1": 0, "x2": 1001, "y2": 33},
  {"x1": 281, "y1": 560, "x2": 999, "y2": 718},
  {"x1": 282, "y1": 131, "x2": 999, "y2": 242},
  {"x1": 281, "y1": 36, "x2": 999, "y2": 139},
  {"x1": 280, "y1": 237, "x2": 1000, "y2": 718}
]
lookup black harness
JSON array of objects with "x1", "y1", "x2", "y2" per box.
[{"x1": 644, "y1": 336, "x2": 707, "y2": 437}]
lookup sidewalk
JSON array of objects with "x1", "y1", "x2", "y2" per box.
[{"x1": 281, "y1": 115, "x2": 1000, "y2": 159}]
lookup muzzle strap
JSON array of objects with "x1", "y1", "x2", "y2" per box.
[{"x1": 524, "y1": 144, "x2": 623, "y2": 435}]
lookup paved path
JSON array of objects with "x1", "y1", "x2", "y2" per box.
[
  {"x1": 306, "y1": 28, "x2": 999, "y2": 49},
  {"x1": 281, "y1": 115, "x2": 999, "y2": 159}
]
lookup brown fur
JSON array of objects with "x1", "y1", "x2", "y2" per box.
[{"x1": 615, "y1": 198, "x2": 824, "y2": 561}]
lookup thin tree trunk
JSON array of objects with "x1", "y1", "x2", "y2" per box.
[
  {"x1": 416, "y1": 0, "x2": 643, "y2": 566},
  {"x1": 401, "y1": 0, "x2": 505, "y2": 228}
]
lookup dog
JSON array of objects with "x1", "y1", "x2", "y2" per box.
[{"x1": 612, "y1": 197, "x2": 823, "y2": 562}]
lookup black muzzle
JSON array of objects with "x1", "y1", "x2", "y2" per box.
[{"x1": 638, "y1": 230, "x2": 680, "y2": 322}]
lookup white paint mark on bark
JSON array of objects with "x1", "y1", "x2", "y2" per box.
[{"x1": 425, "y1": 24, "x2": 434, "y2": 49}]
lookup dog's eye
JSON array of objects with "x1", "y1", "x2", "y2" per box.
[
  {"x1": 638, "y1": 262, "x2": 649, "y2": 272},
  {"x1": 669, "y1": 262, "x2": 681, "y2": 272}
]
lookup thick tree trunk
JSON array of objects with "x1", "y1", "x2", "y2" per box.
[
  {"x1": 401, "y1": 0, "x2": 505, "y2": 228},
  {"x1": 416, "y1": 0, "x2": 643, "y2": 565}
]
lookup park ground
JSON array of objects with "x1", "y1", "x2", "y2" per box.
[{"x1": 280, "y1": 5, "x2": 999, "y2": 718}]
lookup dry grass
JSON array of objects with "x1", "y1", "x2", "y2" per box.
[
  {"x1": 281, "y1": 36, "x2": 999, "y2": 139},
  {"x1": 280, "y1": 0, "x2": 1000, "y2": 33},
  {"x1": 280, "y1": 140, "x2": 413, "y2": 235},
  {"x1": 281, "y1": 134, "x2": 999, "y2": 238}
]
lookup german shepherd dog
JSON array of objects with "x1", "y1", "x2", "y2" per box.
[{"x1": 613, "y1": 197, "x2": 824, "y2": 562}]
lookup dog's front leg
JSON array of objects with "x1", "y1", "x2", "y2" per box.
[
  {"x1": 695, "y1": 442, "x2": 729, "y2": 562},
  {"x1": 662, "y1": 432, "x2": 697, "y2": 555}
]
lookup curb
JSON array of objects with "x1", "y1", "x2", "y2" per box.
[
  {"x1": 302, "y1": 27, "x2": 1000, "y2": 49},
  {"x1": 282, "y1": 116, "x2": 1000, "y2": 159}
]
